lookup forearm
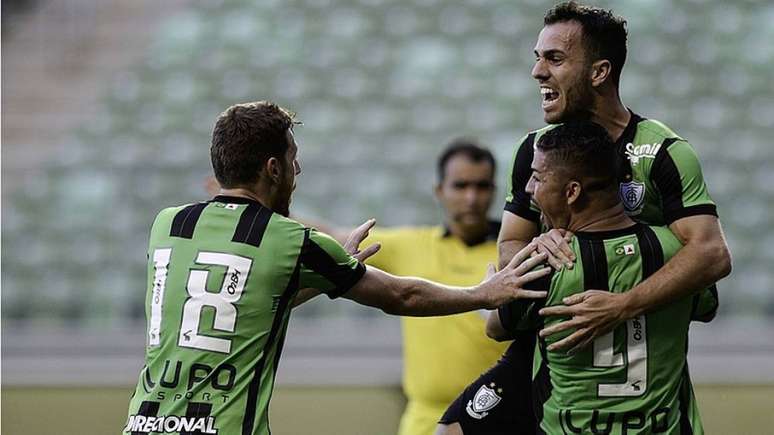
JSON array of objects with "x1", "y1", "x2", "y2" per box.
[
  {"x1": 624, "y1": 239, "x2": 731, "y2": 318},
  {"x1": 383, "y1": 276, "x2": 490, "y2": 317},
  {"x1": 347, "y1": 267, "x2": 491, "y2": 317}
]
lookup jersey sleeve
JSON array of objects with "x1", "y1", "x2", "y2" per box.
[
  {"x1": 497, "y1": 272, "x2": 552, "y2": 333},
  {"x1": 651, "y1": 139, "x2": 717, "y2": 224},
  {"x1": 298, "y1": 228, "x2": 366, "y2": 299},
  {"x1": 504, "y1": 133, "x2": 541, "y2": 223}
]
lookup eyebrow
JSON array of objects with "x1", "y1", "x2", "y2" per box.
[{"x1": 534, "y1": 49, "x2": 565, "y2": 58}]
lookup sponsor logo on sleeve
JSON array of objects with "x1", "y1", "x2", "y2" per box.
[{"x1": 465, "y1": 383, "x2": 503, "y2": 419}]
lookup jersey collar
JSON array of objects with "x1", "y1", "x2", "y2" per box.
[
  {"x1": 574, "y1": 223, "x2": 642, "y2": 240},
  {"x1": 210, "y1": 195, "x2": 267, "y2": 207},
  {"x1": 615, "y1": 109, "x2": 644, "y2": 148}
]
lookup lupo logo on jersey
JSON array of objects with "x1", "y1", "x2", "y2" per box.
[
  {"x1": 124, "y1": 415, "x2": 217, "y2": 434},
  {"x1": 625, "y1": 142, "x2": 662, "y2": 165}
]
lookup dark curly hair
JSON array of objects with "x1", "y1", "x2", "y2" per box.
[{"x1": 544, "y1": 1, "x2": 628, "y2": 85}]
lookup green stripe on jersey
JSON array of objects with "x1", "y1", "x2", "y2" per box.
[{"x1": 124, "y1": 196, "x2": 364, "y2": 435}]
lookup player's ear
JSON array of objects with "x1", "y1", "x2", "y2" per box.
[
  {"x1": 590, "y1": 59, "x2": 612, "y2": 88},
  {"x1": 566, "y1": 180, "x2": 582, "y2": 205},
  {"x1": 266, "y1": 157, "x2": 282, "y2": 184}
]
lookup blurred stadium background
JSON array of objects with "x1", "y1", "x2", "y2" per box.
[{"x1": 2, "y1": 0, "x2": 774, "y2": 433}]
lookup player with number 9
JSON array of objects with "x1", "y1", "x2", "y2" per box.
[{"x1": 438, "y1": 122, "x2": 703, "y2": 435}]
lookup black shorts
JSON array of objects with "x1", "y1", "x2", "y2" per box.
[{"x1": 438, "y1": 335, "x2": 537, "y2": 435}]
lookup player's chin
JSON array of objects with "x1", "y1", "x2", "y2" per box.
[{"x1": 542, "y1": 108, "x2": 565, "y2": 124}]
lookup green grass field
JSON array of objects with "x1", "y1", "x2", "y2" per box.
[{"x1": 3, "y1": 385, "x2": 772, "y2": 434}]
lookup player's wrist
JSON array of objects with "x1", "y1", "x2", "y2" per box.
[
  {"x1": 471, "y1": 283, "x2": 496, "y2": 310},
  {"x1": 620, "y1": 289, "x2": 645, "y2": 320}
]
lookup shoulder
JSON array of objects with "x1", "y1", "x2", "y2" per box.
[
  {"x1": 370, "y1": 225, "x2": 440, "y2": 243},
  {"x1": 150, "y1": 202, "x2": 199, "y2": 229},
  {"x1": 635, "y1": 118, "x2": 691, "y2": 152}
]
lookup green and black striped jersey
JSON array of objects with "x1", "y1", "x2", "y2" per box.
[
  {"x1": 500, "y1": 224, "x2": 703, "y2": 435},
  {"x1": 504, "y1": 110, "x2": 718, "y2": 321},
  {"x1": 124, "y1": 195, "x2": 365, "y2": 435}
]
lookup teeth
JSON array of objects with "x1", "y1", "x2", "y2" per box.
[{"x1": 541, "y1": 88, "x2": 552, "y2": 95}]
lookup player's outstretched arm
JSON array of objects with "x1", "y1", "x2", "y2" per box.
[
  {"x1": 497, "y1": 211, "x2": 541, "y2": 270},
  {"x1": 343, "y1": 246, "x2": 549, "y2": 317},
  {"x1": 292, "y1": 219, "x2": 382, "y2": 308}
]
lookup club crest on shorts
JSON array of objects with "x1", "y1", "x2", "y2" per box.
[
  {"x1": 465, "y1": 384, "x2": 502, "y2": 419},
  {"x1": 619, "y1": 181, "x2": 645, "y2": 215}
]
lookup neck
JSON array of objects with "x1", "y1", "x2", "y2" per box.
[
  {"x1": 218, "y1": 186, "x2": 272, "y2": 207},
  {"x1": 587, "y1": 89, "x2": 630, "y2": 141},
  {"x1": 566, "y1": 201, "x2": 634, "y2": 234},
  {"x1": 446, "y1": 219, "x2": 490, "y2": 246}
]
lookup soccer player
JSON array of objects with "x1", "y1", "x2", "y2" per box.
[
  {"x1": 438, "y1": 2, "x2": 731, "y2": 433},
  {"x1": 442, "y1": 121, "x2": 705, "y2": 434},
  {"x1": 122, "y1": 101, "x2": 551, "y2": 435},
  {"x1": 499, "y1": 0, "x2": 731, "y2": 356}
]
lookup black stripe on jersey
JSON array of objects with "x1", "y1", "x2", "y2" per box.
[
  {"x1": 678, "y1": 365, "x2": 695, "y2": 435},
  {"x1": 131, "y1": 401, "x2": 160, "y2": 435},
  {"x1": 232, "y1": 203, "x2": 272, "y2": 248},
  {"x1": 170, "y1": 203, "x2": 208, "y2": 239},
  {"x1": 651, "y1": 138, "x2": 719, "y2": 224},
  {"x1": 181, "y1": 402, "x2": 213, "y2": 435},
  {"x1": 299, "y1": 230, "x2": 366, "y2": 299},
  {"x1": 504, "y1": 133, "x2": 540, "y2": 223},
  {"x1": 614, "y1": 111, "x2": 644, "y2": 183},
  {"x1": 579, "y1": 238, "x2": 609, "y2": 291},
  {"x1": 635, "y1": 225, "x2": 665, "y2": 279},
  {"x1": 533, "y1": 336, "x2": 551, "y2": 435},
  {"x1": 241, "y1": 255, "x2": 301, "y2": 435}
]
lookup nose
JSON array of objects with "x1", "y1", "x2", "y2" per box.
[
  {"x1": 294, "y1": 160, "x2": 302, "y2": 175},
  {"x1": 531, "y1": 58, "x2": 548, "y2": 81},
  {"x1": 525, "y1": 177, "x2": 535, "y2": 196}
]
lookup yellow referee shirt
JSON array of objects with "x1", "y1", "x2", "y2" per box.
[{"x1": 363, "y1": 223, "x2": 511, "y2": 435}]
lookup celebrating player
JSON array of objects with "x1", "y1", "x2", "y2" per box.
[
  {"x1": 437, "y1": 2, "x2": 730, "y2": 434},
  {"x1": 122, "y1": 101, "x2": 550, "y2": 435},
  {"x1": 441, "y1": 121, "x2": 705, "y2": 434},
  {"x1": 499, "y1": 0, "x2": 731, "y2": 352}
]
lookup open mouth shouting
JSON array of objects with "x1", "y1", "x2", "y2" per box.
[{"x1": 540, "y1": 86, "x2": 560, "y2": 111}]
